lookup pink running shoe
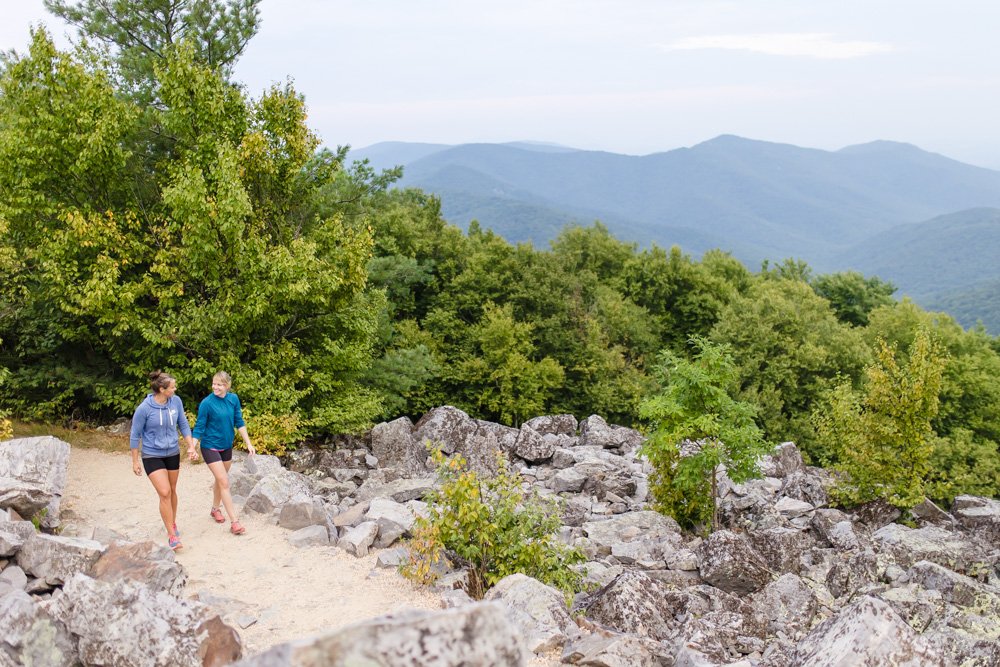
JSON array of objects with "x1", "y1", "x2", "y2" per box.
[
  {"x1": 210, "y1": 507, "x2": 225, "y2": 523},
  {"x1": 230, "y1": 520, "x2": 246, "y2": 535},
  {"x1": 168, "y1": 534, "x2": 183, "y2": 551}
]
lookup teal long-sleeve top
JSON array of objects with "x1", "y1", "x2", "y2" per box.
[{"x1": 192, "y1": 392, "x2": 245, "y2": 450}]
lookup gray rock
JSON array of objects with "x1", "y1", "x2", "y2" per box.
[
  {"x1": 287, "y1": 525, "x2": 329, "y2": 548},
  {"x1": 46, "y1": 573, "x2": 241, "y2": 667},
  {"x1": 561, "y1": 631, "x2": 671, "y2": 667},
  {"x1": 484, "y1": 573, "x2": 580, "y2": 653},
  {"x1": 354, "y1": 476, "x2": 435, "y2": 503},
  {"x1": 524, "y1": 414, "x2": 578, "y2": 437},
  {"x1": 0, "y1": 436, "x2": 71, "y2": 528},
  {"x1": 0, "y1": 564, "x2": 28, "y2": 591},
  {"x1": 0, "y1": 588, "x2": 77, "y2": 667},
  {"x1": 778, "y1": 470, "x2": 829, "y2": 508},
  {"x1": 578, "y1": 415, "x2": 643, "y2": 454},
  {"x1": 413, "y1": 406, "x2": 478, "y2": 456},
  {"x1": 752, "y1": 573, "x2": 818, "y2": 636},
  {"x1": 0, "y1": 520, "x2": 35, "y2": 557},
  {"x1": 17, "y1": 532, "x2": 105, "y2": 585},
  {"x1": 873, "y1": 523, "x2": 987, "y2": 576},
  {"x1": 231, "y1": 602, "x2": 526, "y2": 666},
  {"x1": 512, "y1": 424, "x2": 555, "y2": 463},
  {"x1": 580, "y1": 511, "x2": 683, "y2": 561},
  {"x1": 277, "y1": 497, "x2": 330, "y2": 531},
  {"x1": 697, "y1": 530, "x2": 773, "y2": 595},
  {"x1": 89, "y1": 540, "x2": 186, "y2": 595},
  {"x1": 749, "y1": 527, "x2": 815, "y2": 574},
  {"x1": 579, "y1": 569, "x2": 687, "y2": 642},
  {"x1": 371, "y1": 417, "x2": 430, "y2": 474},
  {"x1": 244, "y1": 470, "x2": 312, "y2": 515},
  {"x1": 825, "y1": 549, "x2": 879, "y2": 599},
  {"x1": 338, "y1": 521, "x2": 378, "y2": 557},
  {"x1": 794, "y1": 595, "x2": 948, "y2": 666},
  {"x1": 551, "y1": 468, "x2": 587, "y2": 494}
]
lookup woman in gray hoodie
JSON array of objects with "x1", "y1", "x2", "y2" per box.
[{"x1": 129, "y1": 370, "x2": 196, "y2": 550}]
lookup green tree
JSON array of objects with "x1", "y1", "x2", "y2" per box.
[
  {"x1": 710, "y1": 277, "x2": 869, "y2": 458},
  {"x1": 815, "y1": 330, "x2": 946, "y2": 508},
  {"x1": 0, "y1": 31, "x2": 382, "y2": 437},
  {"x1": 44, "y1": 0, "x2": 260, "y2": 99},
  {"x1": 640, "y1": 337, "x2": 769, "y2": 533},
  {"x1": 811, "y1": 271, "x2": 896, "y2": 327},
  {"x1": 455, "y1": 303, "x2": 564, "y2": 425},
  {"x1": 403, "y1": 449, "x2": 584, "y2": 600}
]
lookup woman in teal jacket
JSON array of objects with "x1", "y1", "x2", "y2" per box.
[{"x1": 191, "y1": 371, "x2": 256, "y2": 535}]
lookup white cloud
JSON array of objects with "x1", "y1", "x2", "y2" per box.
[{"x1": 663, "y1": 33, "x2": 893, "y2": 59}]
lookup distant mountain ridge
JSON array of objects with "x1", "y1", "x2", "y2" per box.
[{"x1": 349, "y1": 136, "x2": 1000, "y2": 331}]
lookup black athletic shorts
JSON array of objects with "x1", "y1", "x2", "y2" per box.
[
  {"x1": 142, "y1": 453, "x2": 180, "y2": 475},
  {"x1": 201, "y1": 447, "x2": 233, "y2": 464}
]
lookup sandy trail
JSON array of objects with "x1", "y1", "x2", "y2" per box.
[{"x1": 61, "y1": 446, "x2": 440, "y2": 656}]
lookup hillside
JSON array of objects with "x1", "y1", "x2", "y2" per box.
[{"x1": 350, "y1": 136, "x2": 1000, "y2": 269}]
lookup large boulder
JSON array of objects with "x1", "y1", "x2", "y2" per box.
[
  {"x1": 232, "y1": 602, "x2": 526, "y2": 666},
  {"x1": 46, "y1": 573, "x2": 242, "y2": 667},
  {"x1": 794, "y1": 595, "x2": 948, "y2": 666},
  {"x1": 579, "y1": 511, "x2": 683, "y2": 563},
  {"x1": 873, "y1": 524, "x2": 988, "y2": 577},
  {"x1": 697, "y1": 530, "x2": 773, "y2": 594},
  {"x1": 370, "y1": 417, "x2": 429, "y2": 475},
  {"x1": 17, "y1": 532, "x2": 105, "y2": 586},
  {"x1": 89, "y1": 540, "x2": 187, "y2": 595},
  {"x1": 484, "y1": 573, "x2": 580, "y2": 653},
  {"x1": 0, "y1": 589, "x2": 77, "y2": 667},
  {"x1": 578, "y1": 416, "x2": 643, "y2": 454},
  {"x1": 512, "y1": 424, "x2": 555, "y2": 463},
  {"x1": 244, "y1": 469, "x2": 313, "y2": 515},
  {"x1": 413, "y1": 406, "x2": 478, "y2": 456},
  {"x1": 524, "y1": 414, "x2": 578, "y2": 437},
  {"x1": 579, "y1": 570, "x2": 688, "y2": 642},
  {"x1": 0, "y1": 436, "x2": 71, "y2": 527}
]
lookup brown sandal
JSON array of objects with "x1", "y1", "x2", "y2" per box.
[{"x1": 230, "y1": 520, "x2": 246, "y2": 535}]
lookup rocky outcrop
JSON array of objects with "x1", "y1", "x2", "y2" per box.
[
  {"x1": 0, "y1": 436, "x2": 71, "y2": 528},
  {"x1": 232, "y1": 602, "x2": 527, "y2": 666}
]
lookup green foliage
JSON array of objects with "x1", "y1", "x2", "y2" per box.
[
  {"x1": 816, "y1": 330, "x2": 946, "y2": 509},
  {"x1": 44, "y1": 0, "x2": 261, "y2": 100},
  {"x1": 923, "y1": 429, "x2": 1000, "y2": 505},
  {"x1": 455, "y1": 303, "x2": 564, "y2": 426},
  {"x1": 812, "y1": 271, "x2": 896, "y2": 327},
  {"x1": 402, "y1": 449, "x2": 584, "y2": 600},
  {"x1": 0, "y1": 30, "x2": 383, "y2": 436},
  {"x1": 710, "y1": 278, "x2": 869, "y2": 458},
  {"x1": 639, "y1": 338, "x2": 770, "y2": 533}
]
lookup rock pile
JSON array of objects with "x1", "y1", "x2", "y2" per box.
[{"x1": 244, "y1": 406, "x2": 1000, "y2": 667}]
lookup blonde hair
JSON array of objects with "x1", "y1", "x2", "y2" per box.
[{"x1": 213, "y1": 371, "x2": 232, "y2": 387}]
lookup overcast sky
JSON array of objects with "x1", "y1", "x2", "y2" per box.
[{"x1": 4, "y1": 1, "x2": 1000, "y2": 168}]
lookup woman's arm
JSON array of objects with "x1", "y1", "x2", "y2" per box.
[{"x1": 236, "y1": 425, "x2": 256, "y2": 456}]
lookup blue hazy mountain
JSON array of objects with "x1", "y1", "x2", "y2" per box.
[{"x1": 349, "y1": 136, "x2": 1000, "y2": 330}]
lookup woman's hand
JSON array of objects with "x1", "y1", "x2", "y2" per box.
[
  {"x1": 132, "y1": 460, "x2": 142, "y2": 476},
  {"x1": 188, "y1": 447, "x2": 200, "y2": 462},
  {"x1": 247, "y1": 442, "x2": 256, "y2": 457}
]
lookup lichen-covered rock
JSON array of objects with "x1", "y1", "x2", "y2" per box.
[
  {"x1": 244, "y1": 469, "x2": 312, "y2": 515},
  {"x1": 17, "y1": 532, "x2": 105, "y2": 585},
  {"x1": 413, "y1": 406, "x2": 478, "y2": 456},
  {"x1": 750, "y1": 526, "x2": 815, "y2": 574},
  {"x1": 0, "y1": 589, "x2": 77, "y2": 667},
  {"x1": 580, "y1": 511, "x2": 683, "y2": 562},
  {"x1": 752, "y1": 573, "x2": 818, "y2": 636},
  {"x1": 46, "y1": 573, "x2": 241, "y2": 667},
  {"x1": 89, "y1": 540, "x2": 186, "y2": 595},
  {"x1": 825, "y1": 549, "x2": 879, "y2": 599},
  {"x1": 231, "y1": 602, "x2": 526, "y2": 666},
  {"x1": 370, "y1": 416, "x2": 430, "y2": 475},
  {"x1": 873, "y1": 524, "x2": 988, "y2": 577},
  {"x1": 484, "y1": 573, "x2": 579, "y2": 653},
  {"x1": 561, "y1": 631, "x2": 671, "y2": 667},
  {"x1": 794, "y1": 595, "x2": 948, "y2": 666},
  {"x1": 512, "y1": 424, "x2": 555, "y2": 463},
  {"x1": 579, "y1": 570, "x2": 688, "y2": 642},
  {"x1": 578, "y1": 416, "x2": 643, "y2": 454},
  {"x1": 698, "y1": 530, "x2": 773, "y2": 594},
  {"x1": 524, "y1": 414, "x2": 578, "y2": 437},
  {"x1": 0, "y1": 436, "x2": 71, "y2": 528}
]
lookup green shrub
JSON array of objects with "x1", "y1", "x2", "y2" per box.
[{"x1": 402, "y1": 448, "x2": 584, "y2": 600}]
